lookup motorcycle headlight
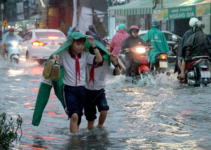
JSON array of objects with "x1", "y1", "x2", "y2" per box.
[
  {"x1": 12, "y1": 42, "x2": 18, "y2": 47},
  {"x1": 136, "y1": 48, "x2": 146, "y2": 53}
]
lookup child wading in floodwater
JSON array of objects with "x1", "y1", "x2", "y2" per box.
[
  {"x1": 53, "y1": 34, "x2": 102, "y2": 133},
  {"x1": 85, "y1": 43, "x2": 121, "y2": 130}
]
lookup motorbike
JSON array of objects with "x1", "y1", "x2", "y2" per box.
[
  {"x1": 185, "y1": 56, "x2": 211, "y2": 86},
  {"x1": 150, "y1": 53, "x2": 168, "y2": 75},
  {"x1": 118, "y1": 43, "x2": 151, "y2": 82},
  {"x1": 3, "y1": 41, "x2": 20, "y2": 63}
]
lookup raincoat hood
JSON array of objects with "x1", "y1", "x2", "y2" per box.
[
  {"x1": 141, "y1": 27, "x2": 169, "y2": 63},
  {"x1": 32, "y1": 32, "x2": 110, "y2": 126}
]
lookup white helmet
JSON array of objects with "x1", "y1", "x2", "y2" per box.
[
  {"x1": 189, "y1": 18, "x2": 199, "y2": 27},
  {"x1": 116, "y1": 25, "x2": 119, "y2": 32}
]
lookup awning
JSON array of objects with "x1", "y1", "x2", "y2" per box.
[
  {"x1": 108, "y1": 0, "x2": 153, "y2": 16},
  {"x1": 109, "y1": 0, "x2": 211, "y2": 18}
]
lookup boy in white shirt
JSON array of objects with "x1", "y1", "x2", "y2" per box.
[
  {"x1": 85, "y1": 47, "x2": 121, "y2": 130},
  {"x1": 54, "y1": 35, "x2": 102, "y2": 133}
]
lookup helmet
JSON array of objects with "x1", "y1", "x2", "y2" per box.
[
  {"x1": 118, "y1": 24, "x2": 126, "y2": 30},
  {"x1": 151, "y1": 20, "x2": 160, "y2": 26},
  {"x1": 129, "y1": 25, "x2": 139, "y2": 33},
  {"x1": 8, "y1": 27, "x2": 14, "y2": 31},
  {"x1": 189, "y1": 17, "x2": 198, "y2": 27},
  {"x1": 116, "y1": 25, "x2": 119, "y2": 32},
  {"x1": 195, "y1": 21, "x2": 205, "y2": 29}
]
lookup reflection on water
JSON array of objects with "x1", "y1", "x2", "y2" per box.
[{"x1": 0, "y1": 62, "x2": 211, "y2": 149}]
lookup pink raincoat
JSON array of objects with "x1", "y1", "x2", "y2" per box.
[{"x1": 110, "y1": 29, "x2": 129, "y2": 57}]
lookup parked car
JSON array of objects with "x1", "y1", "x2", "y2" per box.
[
  {"x1": 139, "y1": 30, "x2": 181, "y2": 63},
  {"x1": 20, "y1": 29, "x2": 66, "y2": 64}
]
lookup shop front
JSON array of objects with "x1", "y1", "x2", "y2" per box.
[
  {"x1": 108, "y1": 0, "x2": 211, "y2": 38},
  {"x1": 154, "y1": 0, "x2": 211, "y2": 36}
]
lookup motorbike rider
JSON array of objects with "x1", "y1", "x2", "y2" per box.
[
  {"x1": 178, "y1": 21, "x2": 211, "y2": 81},
  {"x1": 110, "y1": 24, "x2": 129, "y2": 57},
  {"x1": 85, "y1": 25, "x2": 105, "y2": 46},
  {"x1": 141, "y1": 20, "x2": 169, "y2": 71},
  {"x1": 2, "y1": 28, "x2": 22, "y2": 54},
  {"x1": 176, "y1": 18, "x2": 199, "y2": 72},
  {"x1": 121, "y1": 25, "x2": 153, "y2": 76}
]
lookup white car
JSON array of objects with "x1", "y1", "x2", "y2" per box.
[{"x1": 20, "y1": 29, "x2": 66, "y2": 64}]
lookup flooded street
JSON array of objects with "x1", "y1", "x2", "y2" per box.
[{"x1": 0, "y1": 61, "x2": 211, "y2": 150}]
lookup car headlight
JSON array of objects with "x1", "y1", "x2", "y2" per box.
[
  {"x1": 12, "y1": 41, "x2": 18, "y2": 47},
  {"x1": 136, "y1": 47, "x2": 146, "y2": 53}
]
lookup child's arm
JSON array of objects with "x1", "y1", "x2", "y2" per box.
[
  {"x1": 87, "y1": 35, "x2": 102, "y2": 63},
  {"x1": 110, "y1": 54, "x2": 121, "y2": 75}
]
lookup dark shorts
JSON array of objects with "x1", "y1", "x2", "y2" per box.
[
  {"x1": 63, "y1": 85, "x2": 86, "y2": 126},
  {"x1": 84, "y1": 89, "x2": 109, "y2": 121}
]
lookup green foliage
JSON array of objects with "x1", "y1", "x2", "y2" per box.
[{"x1": 0, "y1": 112, "x2": 23, "y2": 149}]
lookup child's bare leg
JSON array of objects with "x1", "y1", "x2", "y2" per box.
[
  {"x1": 98, "y1": 111, "x2": 107, "y2": 127},
  {"x1": 88, "y1": 120, "x2": 95, "y2": 130},
  {"x1": 70, "y1": 113, "x2": 79, "y2": 133}
]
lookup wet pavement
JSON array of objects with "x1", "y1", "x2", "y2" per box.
[{"x1": 0, "y1": 61, "x2": 211, "y2": 150}]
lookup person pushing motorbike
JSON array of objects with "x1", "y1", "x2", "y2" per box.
[{"x1": 121, "y1": 25, "x2": 153, "y2": 76}]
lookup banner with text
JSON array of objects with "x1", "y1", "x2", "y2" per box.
[{"x1": 168, "y1": 6, "x2": 196, "y2": 20}]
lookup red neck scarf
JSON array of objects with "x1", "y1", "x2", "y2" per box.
[
  {"x1": 89, "y1": 65, "x2": 99, "y2": 84},
  {"x1": 69, "y1": 50, "x2": 81, "y2": 86}
]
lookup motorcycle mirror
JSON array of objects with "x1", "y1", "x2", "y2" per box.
[{"x1": 172, "y1": 35, "x2": 178, "y2": 42}]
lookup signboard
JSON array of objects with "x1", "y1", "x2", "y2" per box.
[
  {"x1": 42, "y1": 10, "x2": 47, "y2": 22},
  {"x1": 27, "y1": 24, "x2": 35, "y2": 30},
  {"x1": 1, "y1": 20, "x2": 8, "y2": 26},
  {"x1": 154, "y1": 9, "x2": 168, "y2": 20},
  {"x1": 39, "y1": 22, "x2": 47, "y2": 29},
  {"x1": 168, "y1": 6, "x2": 196, "y2": 20},
  {"x1": 196, "y1": 3, "x2": 211, "y2": 16},
  {"x1": 16, "y1": 2, "x2": 24, "y2": 13},
  {"x1": 24, "y1": 1, "x2": 29, "y2": 19}
]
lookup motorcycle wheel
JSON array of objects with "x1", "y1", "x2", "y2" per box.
[
  {"x1": 167, "y1": 51, "x2": 175, "y2": 63},
  {"x1": 140, "y1": 71, "x2": 148, "y2": 79}
]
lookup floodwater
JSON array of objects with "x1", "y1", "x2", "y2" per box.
[{"x1": 0, "y1": 60, "x2": 211, "y2": 150}]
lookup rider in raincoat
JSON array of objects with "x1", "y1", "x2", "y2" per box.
[
  {"x1": 179, "y1": 21, "x2": 211, "y2": 80},
  {"x1": 32, "y1": 32, "x2": 110, "y2": 126},
  {"x1": 141, "y1": 20, "x2": 169, "y2": 64},
  {"x1": 2, "y1": 28, "x2": 22, "y2": 53}
]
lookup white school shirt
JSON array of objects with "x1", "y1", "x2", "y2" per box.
[
  {"x1": 85, "y1": 60, "x2": 115, "y2": 90},
  {"x1": 59, "y1": 50, "x2": 95, "y2": 86}
]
